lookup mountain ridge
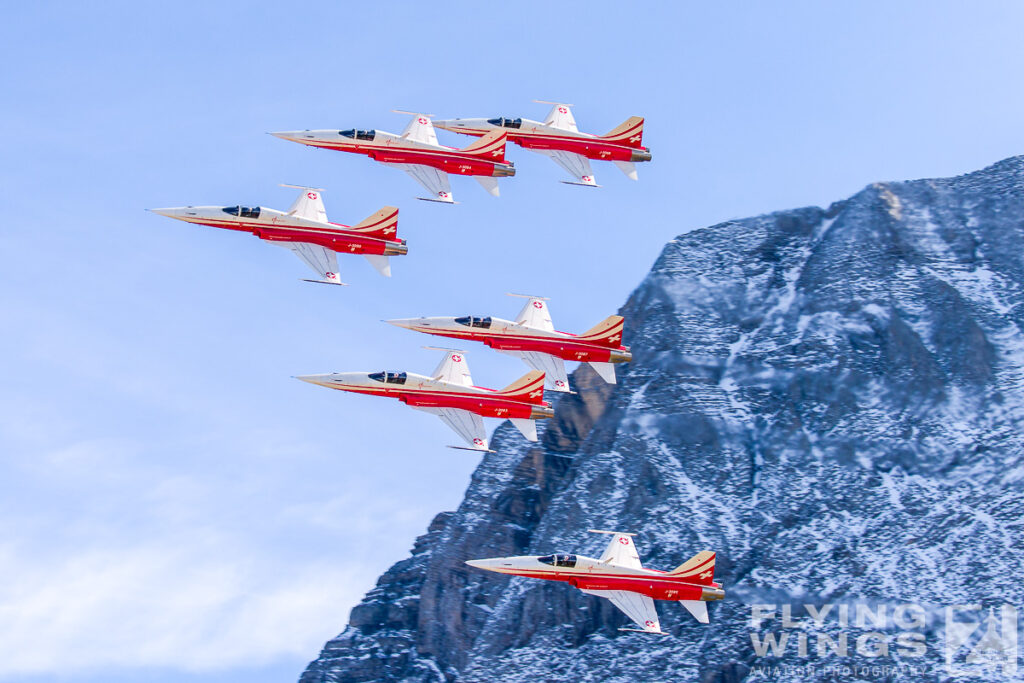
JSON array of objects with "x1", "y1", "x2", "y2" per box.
[{"x1": 301, "y1": 154, "x2": 1024, "y2": 682}]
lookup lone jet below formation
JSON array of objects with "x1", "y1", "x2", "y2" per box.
[
  {"x1": 433, "y1": 101, "x2": 651, "y2": 187},
  {"x1": 150, "y1": 186, "x2": 404, "y2": 284},
  {"x1": 272, "y1": 112, "x2": 515, "y2": 204},
  {"x1": 467, "y1": 531, "x2": 723, "y2": 634},
  {"x1": 387, "y1": 295, "x2": 631, "y2": 393},
  {"x1": 295, "y1": 349, "x2": 553, "y2": 451}
]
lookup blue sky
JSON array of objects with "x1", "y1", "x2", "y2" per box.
[{"x1": 2, "y1": 2, "x2": 1023, "y2": 681}]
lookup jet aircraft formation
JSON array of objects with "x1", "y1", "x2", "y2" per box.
[{"x1": 152, "y1": 100, "x2": 724, "y2": 635}]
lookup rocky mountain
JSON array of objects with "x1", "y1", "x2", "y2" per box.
[{"x1": 300, "y1": 156, "x2": 1024, "y2": 682}]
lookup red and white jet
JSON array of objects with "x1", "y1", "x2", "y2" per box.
[
  {"x1": 295, "y1": 349, "x2": 553, "y2": 451},
  {"x1": 386, "y1": 295, "x2": 631, "y2": 393},
  {"x1": 433, "y1": 101, "x2": 651, "y2": 187},
  {"x1": 466, "y1": 531, "x2": 724, "y2": 634},
  {"x1": 271, "y1": 112, "x2": 515, "y2": 204},
  {"x1": 150, "y1": 185, "x2": 404, "y2": 285}
]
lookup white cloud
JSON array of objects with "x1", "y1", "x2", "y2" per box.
[{"x1": 0, "y1": 540, "x2": 373, "y2": 676}]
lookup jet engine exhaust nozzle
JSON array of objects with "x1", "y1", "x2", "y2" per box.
[
  {"x1": 631, "y1": 149, "x2": 653, "y2": 162},
  {"x1": 493, "y1": 163, "x2": 516, "y2": 178},
  {"x1": 530, "y1": 405, "x2": 555, "y2": 420},
  {"x1": 609, "y1": 348, "x2": 633, "y2": 363},
  {"x1": 385, "y1": 241, "x2": 408, "y2": 256}
]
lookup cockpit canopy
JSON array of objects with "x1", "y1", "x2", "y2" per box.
[
  {"x1": 339, "y1": 129, "x2": 376, "y2": 140},
  {"x1": 538, "y1": 554, "x2": 577, "y2": 568},
  {"x1": 222, "y1": 206, "x2": 261, "y2": 218},
  {"x1": 368, "y1": 371, "x2": 407, "y2": 384},
  {"x1": 455, "y1": 316, "x2": 492, "y2": 329},
  {"x1": 486, "y1": 117, "x2": 522, "y2": 129}
]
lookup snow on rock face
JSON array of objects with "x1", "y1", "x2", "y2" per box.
[{"x1": 300, "y1": 156, "x2": 1024, "y2": 682}]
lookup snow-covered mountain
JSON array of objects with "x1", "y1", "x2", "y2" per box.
[{"x1": 300, "y1": 156, "x2": 1024, "y2": 682}]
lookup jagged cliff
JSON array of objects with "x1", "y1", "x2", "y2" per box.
[{"x1": 300, "y1": 156, "x2": 1024, "y2": 682}]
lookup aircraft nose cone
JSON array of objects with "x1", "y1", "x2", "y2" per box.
[
  {"x1": 385, "y1": 318, "x2": 418, "y2": 330},
  {"x1": 269, "y1": 130, "x2": 306, "y2": 142},
  {"x1": 465, "y1": 558, "x2": 500, "y2": 572},
  {"x1": 293, "y1": 374, "x2": 325, "y2": 386},
  {"x1": 148, "y1": 207, "x2": 190, "y2": 221}
]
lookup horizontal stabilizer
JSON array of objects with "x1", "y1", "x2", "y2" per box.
[
  {"x1": 509, "y1": 418, "x2": 538, "y2": 442},
  {"x1": 588, "y1": 361, "x2": 617, "y2": 384},
  {"x1": 680, "y1": 600, "x2": 709, "y2": 624},
  {"x1": 475, "y1": 176, "x2": 500, "y2": 197},
  {"x1": 614, "y1": 161, "x2": 638, "y2": 181},
  {"x1": 363, "y1": 254, "x2": 391, "y2": 277}
]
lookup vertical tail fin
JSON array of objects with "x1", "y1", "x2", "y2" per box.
[
  {"x1": 602, "y1": 116, "x2": 645, "y2": 149},
  {"x1": 669, "y1": 551, "x2": 716, "y2": 585},
  {"x1": 498, "y1": 370, "x2": 546, "y2": 405},
  {"x1": 579, "y1": 315, "x2": 625, "y2": 347},
  {"x1": 350, "y1": 206, "x2": 399, "y2": 240},
  {"x1": 461, "y1": 130, "x2": 508, "y2": 161}
]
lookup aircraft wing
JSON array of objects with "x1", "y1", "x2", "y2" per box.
[
  {"x1": 598, "y1": 533, "x2": 643, "y2": 569},
  {"x1": 393, "y1": 163, "x2": 454, "y2": 203},
  {"x1": 432, "y1": 350, "x2": 473, "y2": 387},
  {"x1": 514, "y1": 297, "x2": 554, "y2": 333},
  {"x1": 282, "y1": 242, "x2": 343, "y2": 285},
  {"x1": 544, "y1": 150, "x2": 597, "y2": 187},
  {"x1": 415, "y1": 406, "x2": 488, "y2": 450},
  {"x1": 581, "y1": 589, "x2": 662, "y2": 634},
  {"x1": 285, "y1": 187, "x2": 328, "y2": 222},
  {"x1": 506, "y1": 351, "x2": 569, "y2": 392},
  {"x1": 400, "y1": 114, "x2": 439, "y2": 146},
  {"x1": 541, "y1": 102, "x2": 579, "y2": 132}
]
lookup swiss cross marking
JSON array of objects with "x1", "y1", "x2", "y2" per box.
[
  {"x1": 307, "y1": 192, "x2": 318, "y2": 200},
  {"x1": 558, "y1": 106, "x2": 568, "y2": 114},
  {"x1": 582, "y1": 175, "x2": 592, "y2": 182},
  {"x1": 644, "y1": 620, "x2": 656, "y2": 628},
  {"x1": 619, "y1": 537, "x2": 629, "y2": 545},
  {"x1": 532, "y1": 300, "x2": 543, "y2": 309},
  {"x1": 473, "y1": 438, "x2": 484, "y2": 445},
  {"x1": 554, "y1": 380, "x2": 565, "y2": 387},
  {"x1": 451, "y1": 354, "x2": 462, "y2": 363},
  {"x1": 629, "y1": 135, "x2": 641, "y2": 143},
  {"x1": 608, "y1": 334, "x2": 621, "y2": 343},
  {"x1": 417, "y1": 117, "x2": 428, "y2": 125},
  {"x1": 699, "y1": 570, "x2": 712, "y2": 579},
  {"x1": 438, "y1": 191, "x2": 450, "y2": 198},
  {"x1": 326, "y1": 272, "x2": 336, "y2": 279}
]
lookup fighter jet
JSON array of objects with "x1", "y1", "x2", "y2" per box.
[
  {"x1": 271, "y1": 112, "x2": 515, "y2": 204},
  {"x1": 433, "y1": 101, "x2": 651, "y2": 187},
  {"x1": 466, "y1": 531, "x2": 724, "y2": 634},
  {"x1": 295, "y1": 349, "x2": 553, "y2": 451},
  {"x1": 386, "y1": 295, "x2": 631, "y2": 393},
  {"x1": 150, "y1": 185, "x2": 404, "y2": 285}
]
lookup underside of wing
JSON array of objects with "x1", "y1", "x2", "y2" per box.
[
  {"x1": 283, "y1": 241, "x2": 342, "y2": 284},
  {"x1": 599, "y1": 533, "x2": 642, "y2": 569},
  {"x1": 392, "y1": 163, "x2": 453, "y2": 203},
  {"x1": 545, "y1": 150, "x2": 597, "y2": 186},
  {"x1": 415, "y1": 406, "x2": 488, "y2": 450},
  {"x1": 581, "y1": 589, "x2": 662, "y2": 633},
  {"x1": 506, "y1": 351, "x2": 569, "y2": 392}
]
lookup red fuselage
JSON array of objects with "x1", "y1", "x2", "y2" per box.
[
  {"x1": 185, "y1": 215, "x2": 405, "y2": 257},
  {"x1": 294, "y1": 139, "x2": 514, "y2": 178}
]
